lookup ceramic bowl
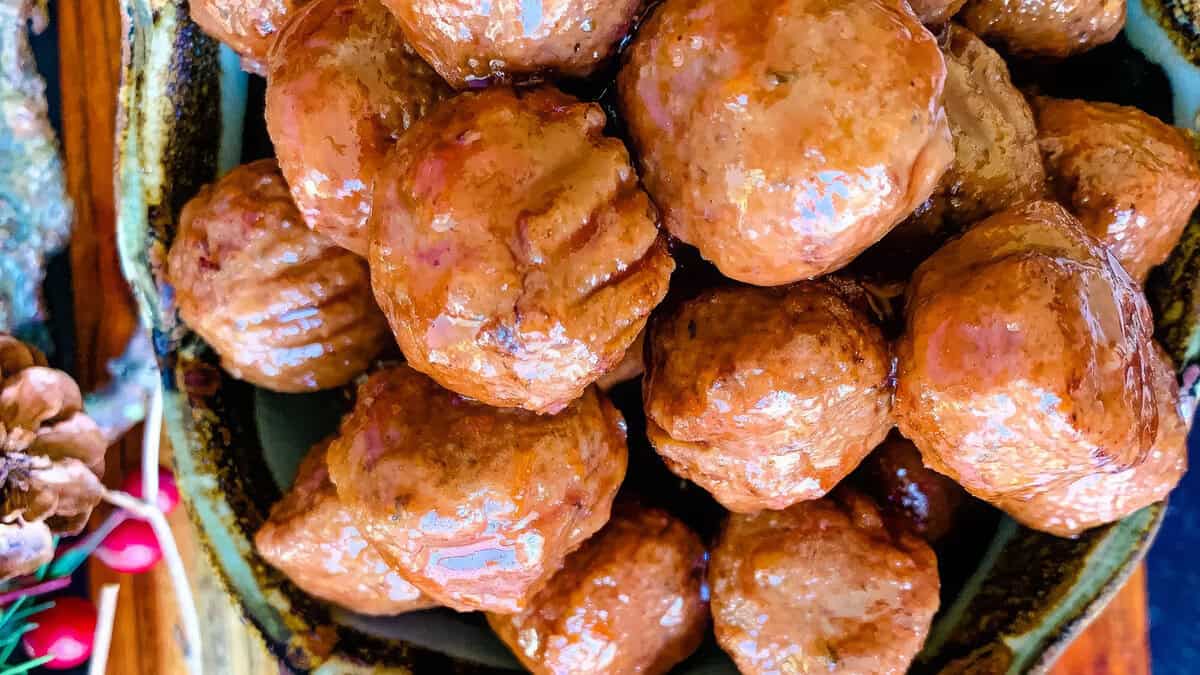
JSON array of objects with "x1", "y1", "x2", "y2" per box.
[{"x1": 115, "y1": 1, "x2": 1200, "y2": 672}]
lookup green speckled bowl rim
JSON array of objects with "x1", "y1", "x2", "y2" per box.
[{"x1": 113, "y1": 1, "x2": 1196, "y2": 673}]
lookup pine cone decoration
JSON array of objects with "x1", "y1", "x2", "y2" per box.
[{"x1": 0, "y1": 334, "x2": 105, "y2": 581}]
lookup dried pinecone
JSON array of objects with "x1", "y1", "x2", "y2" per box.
[{"x1": 0, "y1": 334, "x2": 105, "y2": 581}]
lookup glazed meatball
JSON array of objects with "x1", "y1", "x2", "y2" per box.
[
  {"x1": 909, "y1": 0, "x2": 967, "y2": 24},
  {"x1": 1034, "y1": 97, "x2": 1200, "y2": 282},
  {"x1": 643, "y1": 282, "x2": 894, "y2": 512},
  {"x1": 857, "y1": 434, "x2": 967, "y2": 543},
  {"x1": 266, "y1": 0, "x2": 450, "y2": 255},
  {"x1": 618, "y1": 0, "x2": 953, "y2": 286},
  {"x1": 710, "y1": 489, "x2": 940, "y2": 675},
  {"x1": 381, "y1": 0, "x2": 641, "y2": 88},
  {"x1": 895, "y1": 201, "x2": 1186, "y2": 536},
  {"x1": 487, "y1": 504, "x2": 708, "y2": 675},
  {"x1": 370, "y1": 87, "x2": 674, "y2": 414},
  {"x1": 960, "y1": 0, "x2": 1124, "y2": 57},
  {"x1": 876, "y1": 25, "x2": 1045, "y2": 265},
  {"x1": 325, "y1": 366, "x2": 628, "y2": 613},
  {"x1": 254, "y1": 439, "x2": 432, "y2": 615},
  {"x1": 166, "y1": 159, "x2": 388, "y2": 392},
  {"x1": 189, "y1": 0, "x2": 308, "y2": 75}
]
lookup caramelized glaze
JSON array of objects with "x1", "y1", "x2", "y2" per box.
[
  {"x1": 643, "y1": 282, "x2": 894, "y2": 512},
  {"x1": 1034, "y1": 96, "x2": 1200, "y2": 282},
  {"x1": 382, "y1": 0, "x2": 641, "y2": 88},
  {"x1": 325, "y1": 366, "x2": 627, "y2": 613},
  {"x1": 895, "y1": 200, "x2": 1186, "y2": 536},
  {"x1": 710, "y1": 489, "x2": 939, "y2": 675},
  {"x1": 254, "y1": 439, "x2": 433, "y2": 615},
  {"x1": 166, "y1": 159, "x2": 388, "y2": 392},
  {"x1": 618, "y1": 0, "x2": 953, "y2": 285},
  {"x1": 266, "y1": 0, "x2": 451, "y2": 255},
  {"x1": 487, "y1": 504, "x2": 708, "y2": 675},
  {"x1": 369, "y1": 87, "x2": 673, "y2": 414}
]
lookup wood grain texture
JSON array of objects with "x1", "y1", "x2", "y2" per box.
[
  {"x1": 59, "y1": 1, "x2": 275, "y2": 673},
  {"x1": 57, "y1": 0, "x2": 1153, "y2": 673},
  {"x1": 1050, "y1": 567, "x2": 1150, "y2": 675}
]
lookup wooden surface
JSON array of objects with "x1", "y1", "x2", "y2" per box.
[{"x1": 56, "y1": 0, "x2": 1152, "y2": 673}]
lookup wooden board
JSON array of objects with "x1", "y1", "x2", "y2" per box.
[{"x1": 57, "y1": 0, "x2": 1153, "y2": 673}]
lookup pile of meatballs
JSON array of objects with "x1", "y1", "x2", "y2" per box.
[{"x1": 171, "y1": 0, "x2": 1197, "y2": 672}]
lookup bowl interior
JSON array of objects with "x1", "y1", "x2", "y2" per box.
[{"x1": 116, "y1": 2, "x2": 1195, "y2": 672}]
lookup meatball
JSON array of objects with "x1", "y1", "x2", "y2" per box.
[
  {"x1": 895, "y1": 200, "x2": 1186, "y2": 536},
  {"x1": 325, "y1": 366, "x2": 628, "y2": 613},
  {"x1": 189, "y1": 0, "x2": 308, "y2": 75},
  {"x1": 266, "y1": 0, "x2": 450, "y2": 255},
  {"x1": 254, "y1": 439, "x2": 432, "y2": 615},
  {"x1": 1033, "y1": 97, "x2": 1200, "y2": 282},
  {"x1": 909, "y1": 0, "x2": 967, "y2": 24},
  {"x1": 710, "y1": 489, "x2": 940, "y2": 675},
  {"x1": 166, "y1": 159, "x2": 388, "y2": 392},
  {"x1": 857, "y1": 434, "x2": 967, "y2": 542},
  {"x1": 487, "y1": 504, "x2": 708, "y2": 675},
  {"x1": 959, "y1": 0, "x2": 1124, "y2": 57},
  {"x1": 643, "y1": 282, "x2": 894, "y2": 512},
  {"x1": 370, "y1": 87, "x2": 674, "y2": 414},
  {"x1": 618, "y1": 0, "x2": 952, "y2": 286},
  {"x1": 876, "y1": 25, "x2": 1045, "y2": 265},
  {"x1": 381, "y1": 0, "x2": 641, "y2": 88}
]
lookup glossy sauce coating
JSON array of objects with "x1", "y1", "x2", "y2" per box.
[
  {"x1": 858, "y1": 434, "x2": 967, "y2": 542},
  {"x1": 909, "y1": 0, "x2": 967, "y2": 24},
  {"x1": 166, "y1": 159, "x2": 388, "y2": 392},
  {"x1": 325, "y1": 366, "x2": 628, "y2": 613},
  {"x1": 878, "y1": 25, "x2": 1045, "y2": 264},
  {"x1": 618, "y1": 0, "x2": 953, "y2": 285},
  {"x1": 189, "y1": 0, "x2": 308, "y2": 75},
  {"x1": 254, "y1": 439, "x2": 432, "y2": 615},
  {"x1": 959, "y1": 0, "x2": 1124, "y2": 57},
  {"x1": 595, "y1": 328, "x2": 645, "y2": 391},
  {"x1": 486, "y1": 504, "x2": 708, "y2": 675},
  {"x1": 710, "y1": 489, "x2": 940, "y2": 675},
  {"x1": 382, "y1": 0, "x2": 641, "y2": 88},
  {"x1": 643, "y1": 282, "x2": 894, "y2": 512},
  {"x1": 1034, "y1": 97, "x2": 1200, "y2": 282},
  {"x1": 370, "y1": 87, "x2": 674, "y2": 414},
  {"x1": 266, "y1": 0, "x2": 451, "y2": 255},
  {"x1": 895, "y1": 200, "x2": 1185, "y2": 536}
]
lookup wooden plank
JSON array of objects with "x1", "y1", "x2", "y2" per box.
[
  {"x1": 57, "y1": 1, "x2": 1154, "y2": 673},
  {"x1": 1050, "y1": 566, "x2": 1151, "y2": 675}
]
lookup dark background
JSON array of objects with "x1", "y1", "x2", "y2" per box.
[{"x1": 24, "y1": 2, "x2": 1200, "y2": 672}]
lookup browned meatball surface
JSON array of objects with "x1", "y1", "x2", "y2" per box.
[
  {"x1": 326, "y1": 366, "x2": 628, "y2": 613},
  {"x1": 487, "y1": 504, "x2": 708, "y2": 675},
  {"x1": 1034, "y1": 97, "x2": 1200, "y2": 282},
  {"x1": 595, "y1": 328, "x2": 645, "y2": 391},
  {"x1": 266, "y1": 0, "x2": 450, "y2": 255},
  {"x1": 710, "y1": 490, "x2": 940, "y2": 675},
  {"x1": 190, "y1": 0, "x2": 309, "y2": 75},
  {"x1": 166, "y1": 159, "x2": 388, "y2": 392},
  {"x1": 858, "y1": 434, "x2": 967, "y2": 543},
  {"x1": 383, "y1": 0, "x2": 641, "y2": 88},
  {"x1": 643, "y1": 283, "x2": 894, "y2": 512},
  {"x1": 254, "y1": 439, "x2": 432, "y2": 615},
  {"x1": 619, "y1": 0, "x2": 952, "y2": 285},
  {"x1": 895, "y1": 200, "x2": 1186, "y2": 536},
  {"x1": 370, "y1": 87, "x2": 673, "y2": 414},
  {"x1": 877, "y1": 25, "x2": 1045, "y2": 265},
  {"x1": 909, "y1": 0, "x2": 967, "y2": 24},
  {"x1": 960, "y1": 0, "x2": 1124, "y2": 57}
]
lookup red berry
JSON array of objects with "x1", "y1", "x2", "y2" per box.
[
  {"x1": 22, "y1": 596, "x2": 97, "y2": 670},
  {"x1": 120, "y1": 467, "x2": 180, "y2": 514},
  {"x1": 96, "y1": 519, "x2": 162, "y2": 574}
]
